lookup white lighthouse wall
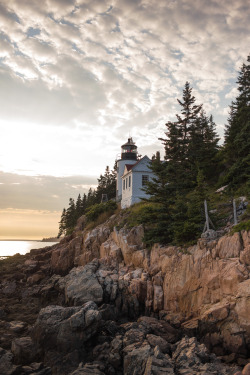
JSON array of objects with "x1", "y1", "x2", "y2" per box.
[
  {"x1": 116, "y1": 159, "x2": 136, "y2": 201},
  {"x1": 121, "y1": 156, "x2": 153, "y2": 209}
]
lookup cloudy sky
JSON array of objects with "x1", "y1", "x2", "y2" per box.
[{"x1": 0, "y1": 0, "x2": 249, "y2": 239}]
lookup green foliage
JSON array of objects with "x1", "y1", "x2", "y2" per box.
[
  {"x1": 58, "y1": 164, "x2": 117, "y2": 237},
  {"x1": 57, "y1": 55, "x2": 249, "y2": 247},
  {"x1": 230, "y1": 220, "x2": 250, "y2": 234},
  {"x1": 85, "y1": 200, "x2": 117, "y2": 223},
  {"x1": 142, "y1": 82, "x2": 220, "y2": 245},
  {"x1": 0, "y1": 253, "x2": 25, "y2": 274},
  {"x1": 223, "y1": 55, "x2": 250, "y2": 187}
]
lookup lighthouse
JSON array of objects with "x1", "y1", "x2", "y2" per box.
[{"x1": 116, "y1": 137, "x2": 138, "y2": 201}]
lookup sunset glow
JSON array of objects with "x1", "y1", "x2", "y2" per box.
[{"x1": 0, "y1": 0, "x2": 249, "y2": 239}]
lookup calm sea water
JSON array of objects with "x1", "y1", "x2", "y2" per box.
[{"x1": 0, "y1": 241, "x2": 58, "y2": 258}]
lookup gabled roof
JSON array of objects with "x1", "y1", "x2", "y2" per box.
[
  {"x1": 122, "y1": 155, "x2": 151, "y2": 177},
  {"x1": 125, "y1": 164, "x2": 134, "y2": 172}
]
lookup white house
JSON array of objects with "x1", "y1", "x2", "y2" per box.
[{"x1": 116, "y1": 138, "x2": 154, "y2": 209}]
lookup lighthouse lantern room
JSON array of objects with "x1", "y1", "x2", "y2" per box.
[
  {"x1": 116, "y1": 137, "x2": 138, "y2": 201},
  {"x1": 121, "y1": 138, "x2": 138, "y2": 160}
]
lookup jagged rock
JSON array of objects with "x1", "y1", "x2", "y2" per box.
[
  {"x1": 173, "y1": 336, "x2": 239, "y2": 374},
  {"x1": 215, "y1": 232, "x2": 243, "y2": 258},
  {"x1": 108, "y1": 335, "x2": 123, "y2": 369},
  {"x1": 11, "y1": 336, "x2": 37, "y2": 365},
  {"x1": 242, "y1": 363, "x2": 250, "y2": 374},
  {"x1": 0, "y1": 347, "x2": 15, "y2": 375},
  {"x1": 77, "y1": 226, "x2": 111, "y2": 267},
  {"x1": 201, "y1": 229, "x2": 218, "y2": 240},
  {"x1": 32, "y1": 302, "x2": 101, "y2": 374},
  {"x1": 2, "y1": 281, "x2": 16, "y2": 295},
  {"x1": 144, "y1": 346, "x2": 175, "y2": 375},
  {"x1": 123, "y1": 342, "x2": 152, "y2": 374},
  {"x1": 64, "y1": 261, "x2": 103, "y2": 306},
  {"x1": 0, "y1": 308, "x2": 7, "y2": 319},
  {"x1": 146, "y1": 334, "x2": 171, "y2": 354},
  {"x1": 138, "y1": 317, "x2": 180, "y2": 344},
  {"x1": 240, "y1": 231, "x2": 250, "y2": 265},
  {"x1": 27, "y1": 271, "x2": 46, "y2": 285},
  {"x1": 8, "y1": 321, "x2": 27, "y2": 333},
  {"x1": 51, "y1": 236, "x2": 82, "y2": 275},
  {"x1": 70, "y1": 361, "x2": 106, "y2": 375}
]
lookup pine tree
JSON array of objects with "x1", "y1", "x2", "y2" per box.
[
  {"x1": 58, "y1": 208, "x2": 66, "y2": 237},
  {"x1": 189, "y1": 112, "x2": 219, "y2": 181},
  {"x1": 142, "y1": 82, "x2": 219, "y2": 245},
  {"x1": 224, "y1": 55, "x2": 250, "y2": 187},
  {"x1": 75, "y1": 194, "x2": 82, "y2": 219},
  {"x1": 140, "y1": 152, "x2": 173, "y2": 245},
  {"x1": 64, "y1": 198, "x2": 76, "y2": 232},
  {"x1": 95, "y1": 165, "x2": 116, "y2": 202},
  {"x1": 160, "y1": 82, "x2": 203, "y2": 193},
  {"x1": 80, "y1": 193, "x2": 87, "y2": 215}
]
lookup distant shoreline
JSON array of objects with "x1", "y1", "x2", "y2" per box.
[
  {"x1": 0, "y1": 238, "x2": 60, "y2": 242},
  {"x1": 0, "y1": 239, "x2": 42, "y2": 242}
]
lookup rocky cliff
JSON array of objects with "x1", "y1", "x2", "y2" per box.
[{"x1": 0, "y1": 216, "x2": 249, "y2": 374}]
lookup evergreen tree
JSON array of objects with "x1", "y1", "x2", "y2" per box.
[
  {"x1": 80, "y1": 193, "x2": 87, "y2": 215},
  {"x1": 95, "y1": 165, "x2": 116, "y2": 202},
  {"x1": 65, "y1": 198, "x2": 76, "y2": 231},
  {"x1": 140, "y1": 152, "x2": 173, "y2": 245},
  {"x1": 75, "y1": 194, "x2": 82, "y2": 219},
  {"x1": 143, "y1": 82, "x2": 219, "y2": 245},
  {"x1": 160, "y1": 82, "x2": 203, "y2": 193},
  {"x1": 58, "y1": 208, "x2": 66, "y2": 237},
  {"x1": 189, "y1": 112, "x2": 219, "y2": 181},
  {"x1": 224, "y1": 55, "x2": 250, "y2": 187}
]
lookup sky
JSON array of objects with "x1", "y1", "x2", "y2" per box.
[{"x1": 0, "y1": 0, "x2": 249, "y2": 240}]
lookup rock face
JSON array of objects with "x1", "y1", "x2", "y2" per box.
[
  {"x1": 64, "y1": 261, "x2": 103, "y2": 305},
  {"x1": 101, "y1": 227, "x2": 250, "y2": 361},
  {"x1": 0, "y1": 218, "x2": 249, "y2": 374},
  {"x1": 32, "y1": 301, "x2": 101, "y2": 374}
]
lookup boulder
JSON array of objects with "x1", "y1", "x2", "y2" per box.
[
  {"x1": 65, "y1": 261, "x2": 103, "y2": 306},
  {"x1": 11, "y1": 336, "x2": 37, "y2": 365},
  {"x1": 51, "y1": 236, "x2": 82, "y2": 275},
  {"x1": 32, "y1": 302, "x2": 101, "y2": 374},
  {"x1": 173, "y1": 336, "x2": 239, "y2": 374},
  {"x1": 0, "y1": 347, "x2": 15, "y2": 375},
  {"x1": 215, "y1": 232, "x2": 242, "y2": 258}
]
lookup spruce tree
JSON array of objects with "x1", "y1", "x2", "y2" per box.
[
  {"x1": 80, "y1": 193, "x2": 87, "y2": 215},
  {"x1": 224, "y1": 55, "x2": 250, "y2": 187},
  {"x1": 58, "y1": 208, "x2": 66, "y2": 237},
  {"x1": 161, "y1": 82, "x2": 203, "y2": 193},
  {"x1": 143, "y1": 82, "x2": 219, "y2": 245},
  {"x1": 75, "y1": 194, "x2": 82, "y2": 219},
  {"x1": 65, "y1": 198, "x2": 76, "y2": 232}
]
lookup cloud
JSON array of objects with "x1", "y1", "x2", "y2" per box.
[
  {"x1": 0, "y1": 0, "x2": 249, "y2": 239},
  {"x1": 0, "y1": 0, "x2": 249, "y2": 177},
  {"x1": 0, "y1": 171, "x2": 97, "y2": 211}
]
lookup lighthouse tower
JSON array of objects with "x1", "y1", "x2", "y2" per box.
[{"x1": 116, "y1": 137, "x2": 138, "y2": 201}]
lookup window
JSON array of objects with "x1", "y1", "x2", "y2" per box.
[
  {"x1": 123, "y1": 180, "x2": 125, "y2": 190},
  {"x1": 142, "y1": 175, "x2": 149, "y2": 186},
  {"x1": 126, "y1": 178, "x2": 128, "y2": 189},
  {"x1": 129, "y1": 175, "x2": 131, "y2": 187}
]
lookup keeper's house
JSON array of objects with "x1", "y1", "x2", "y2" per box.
[{"x1": 116, "y1": 138, "x2": 154, "y2": 209}]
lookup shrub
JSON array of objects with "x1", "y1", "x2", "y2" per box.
[
  {"x1": 85, "y1": 200, "x2": 117, "y2": 224},
  {"x1": 230, "y1": 219, "x2": 250, "y2": 234}
]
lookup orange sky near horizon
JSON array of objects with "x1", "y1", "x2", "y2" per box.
[{"x1": 0, "y1": 208, "x2": 61, "y2": 240}]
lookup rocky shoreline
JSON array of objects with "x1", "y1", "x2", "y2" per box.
[{"x1": 0, "y1": 216, "x2": 249, "y2": 374}]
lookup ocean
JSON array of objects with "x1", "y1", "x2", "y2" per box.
[{"x1": 0, "y1": 240, "x2": 58, "y2": 258}]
